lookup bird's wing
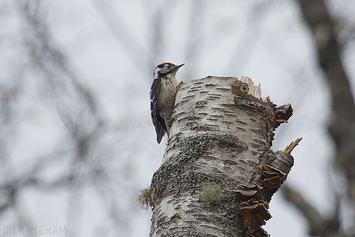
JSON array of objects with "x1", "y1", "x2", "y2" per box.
[{"x1": 150, "y1": 78, "x2": 167, "y2": 143}]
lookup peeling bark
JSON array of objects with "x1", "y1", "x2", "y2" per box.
[{"x1": 149, "y1": 76, "x2": 297, "y2": 237}]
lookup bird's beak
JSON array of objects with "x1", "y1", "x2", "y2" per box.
[
  {"x1": 177, "y1": 63, "x2": 185, "y2": 69},
  {"x1": 171, "y1": 63, "x2": 184, "y2": 72}
]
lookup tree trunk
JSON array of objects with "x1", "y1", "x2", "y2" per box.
[
  {"x1": 298, "y1": 0, "x2": 355, "y2": 206},
  {"x1": 149, "y1": 76, "x2": 297, "y2": 237}
]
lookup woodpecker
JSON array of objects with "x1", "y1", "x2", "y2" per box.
[{"x1": 150, "y1": 62, "x2": 184, "y2": 143}]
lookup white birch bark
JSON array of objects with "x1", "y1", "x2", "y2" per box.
[{"x1": 149, "y1": 76, "x2": 295, "y2": 237}]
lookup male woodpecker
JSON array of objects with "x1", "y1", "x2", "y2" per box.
[{"x1": 150, "y1": 62, "x2": 184, "y2": 143}]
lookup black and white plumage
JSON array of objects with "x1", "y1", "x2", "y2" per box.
[{"x1": 150, "y1": 62, "x2": 184, "y2": 143}]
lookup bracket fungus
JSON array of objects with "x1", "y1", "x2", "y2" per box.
[
  {"x1": 262, "y1": 138, "x2": 301, "y2": 191},
  {"x1": 239, "y1": 199, "x2": 272, "y2": 236},
  {"x1": 263, "y1": 164, "x2": 287, "y2": 189},
  {"x1": 233, "y1": 184, "x2": 263, "y2": 198},
  {"x1": 274, "y1": 104, "x2": 293, "y2": 128}
]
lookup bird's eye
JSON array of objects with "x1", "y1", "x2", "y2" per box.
[{"x1": 166, "y1": 64, "x2": 171, "y2": 69}]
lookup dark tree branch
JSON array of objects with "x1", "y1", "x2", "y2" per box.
[
  {"x1": 282, "y1": 0, "x2": 355, "y2": 235},
  {"x1": 282, "y1": 185, "x2": 341, "y2": 236},
  {"x1": 298, "y1": 0, "x2": 355, "y2": 212}
]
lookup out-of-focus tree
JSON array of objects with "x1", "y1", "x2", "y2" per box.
[
  {"x1": 1, "y1": 0, "x2": 143, "y2": 236},
  {"x1": 282, "y1": 1, "x2": 355, "y2": 236}
]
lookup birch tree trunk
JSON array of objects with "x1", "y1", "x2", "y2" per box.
[{"x1": 149, "y1": 76, "x2": 298, "y2": 237}]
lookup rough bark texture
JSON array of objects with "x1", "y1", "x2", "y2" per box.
[{"x1": 149, "y1": 76, "x2": 295, "y2": 237}]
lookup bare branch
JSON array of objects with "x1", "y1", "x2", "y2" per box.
[
  {"x1": 91, "y1": 0, "x2": 148, "y2": 72},
  {"x1": 282, "y1": 185, "x2": 342, "y2": 237}
]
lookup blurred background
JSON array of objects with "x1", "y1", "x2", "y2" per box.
[{"x1": 0, "y1": 0, "x2": 354, "y2": 236}]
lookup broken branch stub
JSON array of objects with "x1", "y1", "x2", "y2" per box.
[{"x1": 149, "y1": 76, "x2": 299, "y2": 237}]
